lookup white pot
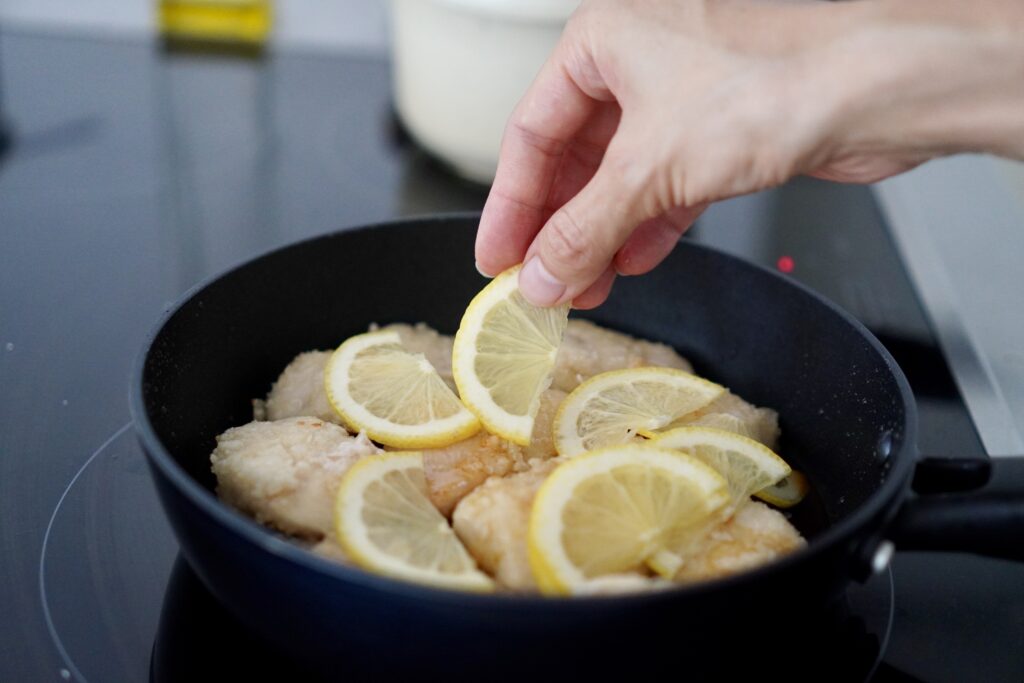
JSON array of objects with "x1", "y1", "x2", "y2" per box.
[{"x1": 389, "y1": 0, "x2": 579, "y2": 185}]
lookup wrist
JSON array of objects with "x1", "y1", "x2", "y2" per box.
[{"x1": 811, "y1": 0, "x2": 1024, "y2": 161}]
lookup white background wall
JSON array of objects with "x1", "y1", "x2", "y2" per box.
[{"x1": 0, "y1": 0, "x2": 390, "y2": 53}]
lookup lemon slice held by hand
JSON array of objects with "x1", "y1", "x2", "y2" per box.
[
  {"x1": 325, "y1": 330, "x2": 479, "y2": 449},
  {"x1": 452, "y1": 265, "x2": 570, "y2": 445},
  {"x1": 335, "y1": 452, "x2": 494, "y2": 591}
]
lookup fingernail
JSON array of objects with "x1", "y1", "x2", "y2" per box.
[
  {"x1": 475, "y1": 260, "x2": 496, "y2": 278},
  {"x1": 519, "y1": 257, "x2": 566, "y2": 307}
]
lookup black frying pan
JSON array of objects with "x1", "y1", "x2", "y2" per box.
[{"x1": 132, "y1": 214, "x2": 1023, "y2": 678}]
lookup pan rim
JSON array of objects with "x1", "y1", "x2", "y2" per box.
[{"x1": 130, "y1": 211, "x2": 919, "y2": 608}]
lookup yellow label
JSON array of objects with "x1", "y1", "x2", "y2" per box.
[{"x1": 159, "y1": 0, "x2": 272, "y2": 44}]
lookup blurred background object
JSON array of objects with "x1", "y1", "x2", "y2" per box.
[
  {"x1": 390, "y1": 0, "x2": 578, "y2": 184},
  {"x1": 159, "y1": 0, "x2": 272, "y2": 48},
  {"x1": 0, "y1": 32, "x2": 10, "y2": 163},
  {"x1": 0, "y1": 0, "x2": 387, "y2": 52}
]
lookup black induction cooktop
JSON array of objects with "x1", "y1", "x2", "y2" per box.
[{"x1": 2, "y1": 31, "x2": 1022, "y2": 683}]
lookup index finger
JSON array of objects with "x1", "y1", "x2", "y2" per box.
[{"x1": 475, "y1": 46, "x2": 600, "y2": 276}]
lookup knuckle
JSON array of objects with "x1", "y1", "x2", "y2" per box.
[
  {"x1": 680, "y1": 171, "x2": 717, "y2": 207},
  {"x1": 667, "y1": 142, "x2": 728, "y2": 206},
  {"x1": 543, "y1": 209, "x2": 593, "y2": 274},
  {"x1": 606, "y1": 153, "x2": 653, "y2": 209},
  {"x1": 506, "y1": 116, "x2": 564, "y2": 159}
]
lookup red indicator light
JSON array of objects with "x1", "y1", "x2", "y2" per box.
[{"x1": 777, "y1": 255, "x2": 795, "y2": 273}]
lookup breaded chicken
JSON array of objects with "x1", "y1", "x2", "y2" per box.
[
  {"x1": 452, "y1": 457, "x2": 564, "y2": 590},
  {"x1": 452, "y1": 456, "x2": 667, "y2": 591},
  {"x1": 552, "y1": 319, "x2": 693, "y2": 392},
  {"x1": 423, "y1": 432, "x2": 528, "y2": 518},
  {"x1": 260, "y1": 323, "x2": 456, "y2": 424},
  {"x1": 673, "y1": 501, "x2": 805, "y2": 583},
  {"x1": 210, "y1": 417, "x2": 380, "y2": 539},
  {"x1": 422, "y1": 388, "x2": 566, "y2": 516},
  {"x1": 217, "y1": 386, "x2": 564, "y2": 545},
  {"x1": 310, "y1": 536, "x2": 349, "y2": 563},
  {"x1": 676, "y1": 391, "x2": 780, "y2": 449},
  {"x1": 550, "y1": 320, "x2": 775, "y2": 447},
  {"x1": 241, "y1": 319, "x2": 791, "y2": 591},
  {"x1": 521, "y1": 387, "x2": 566, "y2": 461},
  {"x1": 263, "y1": 351, "x2": 338, "y2": 423},
  {"x1": 454, "y1": 471, "x2": 803, "y2": 591}
]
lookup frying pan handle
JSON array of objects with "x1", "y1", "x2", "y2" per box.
[{"x1": 886, "y1": 456, "x2": 1024, "y2": 562}]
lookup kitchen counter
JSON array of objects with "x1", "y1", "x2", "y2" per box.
[{"x1": 876, "y1": 158, "x2": 1024, "y2": 456}]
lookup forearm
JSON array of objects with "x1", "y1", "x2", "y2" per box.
[
  {"x1": 479, "y1": 0, "x2": 1024, "y2": 307},
  {"x1": 815, "y1": 0, "x2": 1024, "y2": 160}
]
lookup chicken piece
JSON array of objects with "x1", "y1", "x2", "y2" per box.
[
  {"x1": 259, "y1": 342, "x2": 562, "y2": 521},
  {"x1": 551, "y1": 319, "x2": 693, "y2": 392},
  {"x1": 210, "y1": 417, "x2": 381, "y2": 539},
  {"x1": 452, "y1": 457, "x2": 563, "y2": 590},
  {"x1": 263, "y1": 351, "x2": 338, "y2": 424},
  {"x1": 423, "y1": 432, "x2": 528, "y2": 518},
  {"x1": 310, "y1": 536, "x2": 349, "y2": 564},
  {"x1": 455, "y1": 471, "x2": 803, "y2": 591},
  {"x1": 521, "y1": 387, "x2": 566, "y2": 461},
  {"x1": 674, "y1": 501, "x2": 805, "y2": 583},
  {"x1": 422, "y1": 388, "x2": 566, "y2": 516},
  {"x1": 677, "y1": 391, "x2": 781, "y2": 449},
  {"x1": 453, "y1": 455, "x2": 656, "y2": 592}
]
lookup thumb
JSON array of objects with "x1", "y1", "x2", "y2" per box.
[{"x1": 518, "y1": 154, "x2": 651, "y2": 307}]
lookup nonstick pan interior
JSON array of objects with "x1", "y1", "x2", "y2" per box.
[{"x1": 139, "y1": 215, "x2": 914, "y2": 552}]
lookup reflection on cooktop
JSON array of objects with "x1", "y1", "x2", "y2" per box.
[
  {"x1": 39, "y1": 425, "x2": 177, "y2": 683},
  {"x1": 153, "y1": 559, "x2": 325, "y2": 682},
  {"x1": 41, "y1": 425, "x2": 893, "y2": 682}
]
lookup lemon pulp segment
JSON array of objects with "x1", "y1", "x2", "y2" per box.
[
  {"x1": 335, "y1": 452, "x2": 493, "y2": 591},
  {"x1": 325, "y1": 330, "x2": 479, "y2": 448},
  {"x1": 652, "y1": 427, "x2": 791, "y2": 505},
  {"x1": 527, "y1": 445, "x2": 730, "y2": 594}
]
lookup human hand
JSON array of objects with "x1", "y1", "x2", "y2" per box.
[{"x1": 474, "y1": 0, "x2": 1024, "y2": 308}]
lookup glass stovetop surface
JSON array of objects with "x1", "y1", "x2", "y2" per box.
[{"x1": 2, "y1": 31, "x2": 1021, "y2": 682}]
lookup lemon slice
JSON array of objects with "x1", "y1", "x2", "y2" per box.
[
  {"x1": 528, "y1": 444, "x2": 730, "y2": 594},
  {"x1": 452, "y1": 265, "x2": 570, "y2": 445},
  {"x1": 325, "y1": 330, "x2": 480, "y2": 449},
  {"x1": 651, "y1": 427, "x2": 791, "y2": 506},
  {"x1": 553, "y1": 368, "x2": 725, "y2": 457},
  {"x1": 682, "y1": 412, "x2": 752, "y2": 438},
  {"x1": 754, "y1": 470, "x2": 810, "y2": 508},
  {"x1": 335, "y1": 452, "x2": 494, "y2": 591}
]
